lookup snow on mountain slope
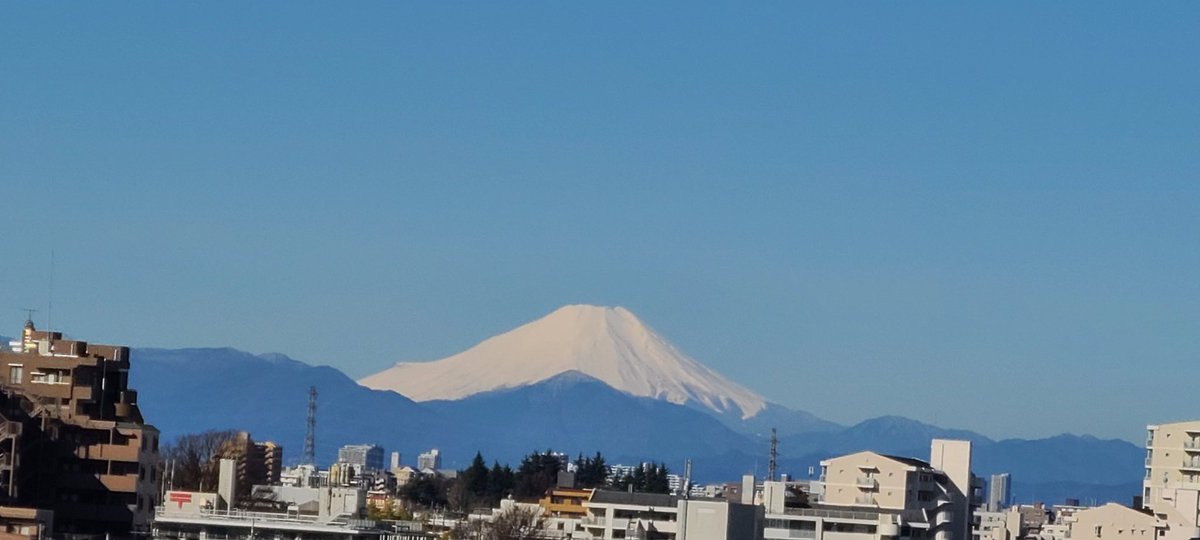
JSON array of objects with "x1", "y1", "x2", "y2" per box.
[{"x1": 359, "y1": 304, "x2": 768, "y2": 419}]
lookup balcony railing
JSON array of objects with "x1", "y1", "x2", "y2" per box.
[
  {"x1": 856, "y1": 477, "x2": 878, "y2": 489},
  {"x1": 1185, "y1": 440, "x2": 1200, "y2": 450},
  {"x1": 854, "y1": 495, "x2": 876, "y2": 505}
]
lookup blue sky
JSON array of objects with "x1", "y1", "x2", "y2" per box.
[{"x1": 1, "y1": 3, "x2": 1197, "y2": 442}]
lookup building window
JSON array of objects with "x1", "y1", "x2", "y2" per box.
[{"x1": 8, "y1": 365, "x2": 22, "y2": 384}]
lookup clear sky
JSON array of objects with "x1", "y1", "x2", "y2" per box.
[{"x1": 1, "y1": 3, "x2": 1197, "y2": 442}]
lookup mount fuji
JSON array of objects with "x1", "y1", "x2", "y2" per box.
[
  {"x1": 360, "y1": 304, "x2": 771, "y2": 421},
  {"x1": 124, "y1": 305, "x2": 1145, "y2": 501}
]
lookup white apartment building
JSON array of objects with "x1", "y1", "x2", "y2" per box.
[
  {"x1": 972, "y1": 510, "x2": 1013, "y2": 540},
  {"x1": 582, "y1": 490, "x2": 762, "y2": 540},
  {"x1": 417, "y1": 448, "x2": 441, "y2": 472},
  {"x1": 1142, "y1": 421, "x2": 1200, "y2": 540},
  {"x1": 762, "y1": 439, "x2": 975, "y2": 540}
]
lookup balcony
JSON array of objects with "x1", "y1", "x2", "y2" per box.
[
  {"x1": 854, "y1": 495, "x2": 876, "y2": 505},
  {"x1": 763, "y1": 528, "x2": 817, "y2": 540},
  {"x1": 856, "y1": 477, "x2": 878, "y2": 489},
  {"x1": 1185, "y1": 441, "x2": 1200, "y2": 451},
  {"x1": 1183, "y1": 461, "x2": 1200, "y2": 471},
  {"x1": 100, "y1": 473, "x2": 138, "y2": 493}
]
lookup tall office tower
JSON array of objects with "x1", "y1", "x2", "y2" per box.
[{"x1": 987, "y1": 473, "x2": 1010, "y2": 511}]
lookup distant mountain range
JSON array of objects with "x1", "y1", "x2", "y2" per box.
[{"x1": 122, "y1": 304, "x2": 1145, "y2": 504}]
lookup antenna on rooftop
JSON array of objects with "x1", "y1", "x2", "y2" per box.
[
  {"x1": 768, "y1": 427, "x2": 778, "y2": 482},
  {"x1": 47, "y1": 249, "x2": 54, "y2": 331},
  {"x1": 303, "y1": 386, "x2": 318, "y2": 465},
  {"x1": 20, "y1": 308, "x2": 38, "y2": 325},
  {"x1": 683, "y1": 459, "x2": 693, "y2": 499}
]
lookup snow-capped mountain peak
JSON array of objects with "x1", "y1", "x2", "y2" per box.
[{"x1": 358, "y1": 304, "x2": 767, "y2": 419}]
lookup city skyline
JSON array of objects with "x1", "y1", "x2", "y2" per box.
[{"x1": 2, "y1": 3, "x2": 1198, "y2": 443}]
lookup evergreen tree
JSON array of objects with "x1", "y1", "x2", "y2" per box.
[
  {"x1": 575, "y1": 451, "x2": 608, "y2": 488},
  {"x1": 487, "y1": 461, "x2": 514, "y2": 502},
  {"x1": 513, "y1": 450, "x2": 562, "y2": 500},
  {"x1": 645, "y1": 462, "x2": 671, "y2": 494},
  {"x1": 610, "y1": 471, "x2": 634, "y2": 491},
  {"x1": 462, "y1": 452, "x2": 491, "y2": 500},
  {"x1": 631, "y1": 465, "x2": 648, "y2": 492}
]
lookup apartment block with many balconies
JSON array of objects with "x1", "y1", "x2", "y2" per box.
[
  {"x1": 1141, "y1": 421, "x2": 1200, "y2": 540},
  {"x1": 0, "y1": 321, "x2": 159, "y2": 539},
  {"x1": 769, "y1": 439, "x2": 975, "y2": 540}
]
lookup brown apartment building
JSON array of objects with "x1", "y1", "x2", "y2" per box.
[
  {"x1": 218, "y1": 432, "x2": 283, "y2": 493},
  {"x1": 0, "y1": 321, "x2": 159, "y2": 539}
]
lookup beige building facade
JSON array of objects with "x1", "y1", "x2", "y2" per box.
[
  {"x1": 763, "y1": 439, "x2": 975, "y2": 540},
  {"x1": 1064, "y1": 504, "x2": 1161, "y2": 540},
  {"x1": 1141, "y1": 421, "x2": 1200, "y2": 540}
]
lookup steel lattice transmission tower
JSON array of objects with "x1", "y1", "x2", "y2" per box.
[{"x1": 303, "y1": 386, "x2": 317, "y2": 465}]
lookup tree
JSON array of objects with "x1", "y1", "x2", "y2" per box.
[
  {"x1": 448, "y1": 478, "x2": 472, "y2": 513},
  {"x1": 644, "y1": 462, "x2": 671, "y2": 494},
  {"x1": 160, "y1": 430, "x2": 239, "y2": 493},
  {"x1": 513, "y1": 450, "x2": 561, "y2": 500},
  {"x1": 462, "y1": 452, "x2": 491, "y2": 501},
  {"x1": 488, "y1": 462, "x2": 515, "y2": 503},
  {"x1": 486, "y1": 505, "x2": 544, "y2": 540},
  {"x1": 398, "y1": 474, "x2": 452, "y2": 509},
  {"x1": 573, "y1": 452, "x2": 608, "y2": 489},
  {"x1": 606, "y1": 462, "x2": 671, "y2": 494}
]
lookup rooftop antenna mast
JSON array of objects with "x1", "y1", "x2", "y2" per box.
[
  {"x1": 20, "y1": 308, "x2": 38, "y2": 325},
  {"x1": 768, "y1": 427, "x2": 778, "y2": 482},
  {"x1": 682, "y1": 459, "x2": 693, "y2": 499},
  {"x1": 47, "y1": 249, "x2": 54, "y2": 331},
  {"x1": 303, "y1": 386, "x2": 317, "y2": 465}
]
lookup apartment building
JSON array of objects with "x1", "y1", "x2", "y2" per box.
[
  {"x1": 1144, "y1": 422, "x2": 1200, "y2": 526},
  {"x1": 339, "y1": 444, "x2": 384, "y2": 472},
  {"x1": 1141, "y1": 421, "x2": 1200, "y2": 540},
  {"x1": 582, "y1": 490, "x2": 762, "y2": 540},
  {"x1": 218, "y1": 432, "x2": 284, "y2": 491},
  {"x1": 971, "y1": 510, "x2": 1016, "y2": 540},
  {"x1": 416, "y1": 449, "x2": 441, "y2": 472},
  {"x1": 1061, "y1": 503, "x2": 1165, "y2": 540},
  {"x1": 539, "y1": 487, "x2": 592, "y2": 518},
  {"x1": 0, "y1": 322, "x2": 159, "y2": 539},
  {"x1": 765, "y1": 439, "x2": 975, "y2": 540}
]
